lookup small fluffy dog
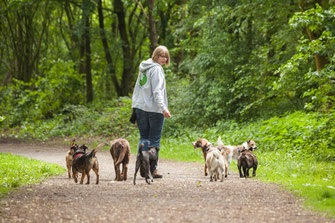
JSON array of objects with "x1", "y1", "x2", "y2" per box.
[
  {"x1": 133, "y1": 144, "x2": 159, "y2": 185},
  {"x1": 66, "y1": 139, "x2": 77, "y2": 178},
  {"x1": 217, "y1": 138, "x2": 257, "y2": 175},
  {"x1": 192, "y1": 138, "x2": 212, "y2": 176},
  {"x1": 238, "y1": 149, "x2": 258, "y2": 178},
  {"x1": 72, "y1": 142, "x2": 108, "y2": 184},
  {"x1": 206, "y1": 147, "x2": 227, "y2": 182},
  {"x1": 110, "y1": 138, "x2": 131, "y2": 181}
]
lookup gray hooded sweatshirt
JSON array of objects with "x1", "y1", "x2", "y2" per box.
[{"x1": 131, "y1": 58, "x2": 168, "y2": 113}]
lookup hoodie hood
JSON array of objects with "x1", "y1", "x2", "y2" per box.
[{"x1": 139, "y1": 58, "x2": 161, "y2": 73}]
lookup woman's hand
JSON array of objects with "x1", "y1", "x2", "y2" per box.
[{"x1": 163, "y1": 110, "x2": 171, "y2": 118}]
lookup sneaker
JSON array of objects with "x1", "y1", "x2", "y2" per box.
[{"x1": 152, "y1": 170, "x2": 163, "y2": 179}]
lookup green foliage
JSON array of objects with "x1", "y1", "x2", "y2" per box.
[
  {"x1": 0, "y1": 153, "x2": 65, "y2": 196},
  {"x1": 276, "y1": 5, "x2": 335, "y2": 112},
  {"x1": 1, "y1": 97, "x2": 136, "y2": 140},
  {"x1": 0, "y1": 59, "x2": 84, "y2": 128}
]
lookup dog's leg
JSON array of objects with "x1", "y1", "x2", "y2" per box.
[
  {"x1": 203, "y1": 152, "x2": 208, "y2": 176},
  {"x1": 72, "y1": 169, "x2": 78, "y2": 183},
  {"x1": 116, "y1": 164, "x2": 122, "y2": 181},
  {"x1": 237, "y1": 161, "x2": 243, "y2": 178},
  {"x1": 93, "y1": 168, "x2": 99, "y2": 184},
  {"x1": 246, "y1": 167, "x2": 250, "y2": 177},
  {"x1": 219, "y1": 166, "x2": 224, "y2": 182},
  {"x1": 80, "y1": 173, "x2": 86, "y2": 184},
  {"x1": 252, "y1": 165, "x2": 257, "y2": 177},
  {"x1": 208, "y1": 169, "x2": 213, "y2": 182},
  {"x1": 86, "y1": 170, "x2": 90, "y2": 184},
  {"x1": 146, "y1": 171, "x2": 153, "y2": 184},
  {"x1": 242, "y1": 166, "x2": 247, "y2": 178},
  {"x1": 67, "y1": 163, "x2": 71, "y2": 178},
  {"x1": 122, "y1": 162, "x2": 128, "y2": 181},
  {"x1": 133, "y1": 159, "x2": 141, "y2": 185},
  {"x1": 227, "y1": 159, "x2": 231, "y2": 175}
]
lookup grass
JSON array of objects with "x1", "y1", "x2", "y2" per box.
[
  {"x1": 0, "y1": 153, "x2": 65, "y2": 197},
  {"x1": 257, "y1": 149, "x2": 335, "y2": 216}
]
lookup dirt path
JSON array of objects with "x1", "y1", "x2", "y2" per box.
[{"x1": 0, "y1": 141, "x2": 333, "y2": 223}]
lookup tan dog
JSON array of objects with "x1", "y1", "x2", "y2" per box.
[
  {"x1": 192, "y1": 138, "x2": 212, "y2": 176},
  {"x1": 217, "y1": 138, "x2": 257, "y2": 175},
  {"x1": 66, "y1": 139, "x2": 77, "y2": 178},
  {"x1": 110, "y1": 138, "x2": 131, "y2": 181},
  {"x1": 206, "y1": 147, "x2": 228, "y2": 182}
]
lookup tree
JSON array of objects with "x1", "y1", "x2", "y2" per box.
[{"x1": 0, "y1": 0, "x2": 53, "y2": 84}]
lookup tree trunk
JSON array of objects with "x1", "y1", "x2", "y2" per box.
[
  {"x1": 82, "y1": 0, "x2": 93, "y2": 103},
  {"x1": 114, "y1": 0, "x2": 134, "y2": 96},
  {"x1": 147, "y1": 0, "x2": 158, "y2": 54},
  {"x1": 97, "y1": 0, "x2": 121, "y2": 96},
  {"x1": 300, "y1": 0, "x2": 329, "y2": 72}
]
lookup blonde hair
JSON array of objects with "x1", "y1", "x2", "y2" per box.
[{"x1": 151, "y1": 45, "x2": 170, "y2": 66}]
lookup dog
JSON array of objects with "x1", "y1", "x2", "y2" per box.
[
  {"x1": 133, "y1": 144, "x2": 159, "y2": 185},
  {"x1": 237, "y1": 149, "x2": 258, "y2": 178},
  {"x1": 72, "y1": 142, "x2": 108, "y2": 184},
  {"x1": 66, "y1": 139, "x2": 78, "y2": 178},
  {"x1": 192, "y1": 138, "x2": 213, "y2": 176},
  {"x1": 206, "y1": 146, "x2": 228, "y2": 182},
  {"x1": 217, "y1": 138, "x2": 257, "y2": 175},
  {"x1": 110, "y1": 138, "x2": 131, "y2": 181}
]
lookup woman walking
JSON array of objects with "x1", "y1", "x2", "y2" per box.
[{"x1": 131, "y1": 45, "x2": 171, "y2": 178}]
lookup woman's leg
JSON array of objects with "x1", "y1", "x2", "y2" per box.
[
  {"x1": 148, "y1": 112, "x2": 165, "y2": 173},
  {"x1": 135, "y1": 108, "x2": 150, "y2": 152}
]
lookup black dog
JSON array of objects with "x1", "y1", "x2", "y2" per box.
[
  {"x1": 237, "y1": 149, "x2": 258, "y2": 178},
  {"x1": 133, "y1": 144, "x2": 159, "y2": 185},
  {"x1": 72, "y1": 143, "x2": 107, "y2": 184}
]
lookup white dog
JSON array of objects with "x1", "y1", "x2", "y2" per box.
[
  {"x1": 205, "y1": 147, "x2": 227, "y2": 182},
  {"x1": 217, "y1": 137, "x2": 257, "y2": 175}
]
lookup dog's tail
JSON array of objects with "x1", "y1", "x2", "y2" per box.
[
  {"x1": 114, "y1": 142, "x2": 130, "y2": 167},
  {"x1": 88, "y1": 149, "x2": 97, "y2": 158},
  {"x1": 94, "y1": 142, "x2": 109, "y2": 151},
  {"x1": 217, "y1": 136, "x2": 224, "y2": 146},
  {"x1": 138, "y1": 144, "x2": 144, "y2": 156}
]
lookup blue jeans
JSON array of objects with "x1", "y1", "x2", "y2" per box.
[{"x1": 135, "y1": 108, "x2": 164, "y2": 170}]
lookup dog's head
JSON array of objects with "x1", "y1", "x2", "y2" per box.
[
  {"x1": 148, "y1": 146, "x2": 159, "y2": 156},
  {"x1": 192, "y1": 138, "x2": 211, "y2": 150},
  {"x1": 243, "y1": 140, "x2": 257, "y2": 151},
  {"x1": 78, "y1": 144, "x2": 88, "y2": 153},
  {"x1": 70, "y1": 144, "x2": 79, "y2": 155}
]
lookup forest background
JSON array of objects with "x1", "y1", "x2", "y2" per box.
[{"x1": 0, "y1": 0, "x2": 335, "y2": 216}]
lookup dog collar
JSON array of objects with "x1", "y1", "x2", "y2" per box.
[{"x1": 73, "y1": 152, "x2": 85, "y2": 159}]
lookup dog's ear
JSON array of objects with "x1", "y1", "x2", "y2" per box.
[
  {"x1": 247, "y1": 140, "x2": 251, "y2": 143},
  {"x1": 70, "y1": 138, "x2": 76, "y2": 147}
]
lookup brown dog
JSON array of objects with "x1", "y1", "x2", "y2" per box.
[
  {"x1": 66, "y1": 139, "x2": 78, "y2": 178},
  {"x1": 192, "y1": 138, "x2": 213, "y2": 176},
  {"x1": 72, "y1": 142, "x2": 108, "y2": 184},
  {"x1": 237, "y1": 149, "x2": 258, "y2": 178},
  {"x1": 217, "y1": 138, "x2": 257, "y2": 175},
  {"x1": 110, "y1": 138, "x2": 131, "y2": 181}
]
